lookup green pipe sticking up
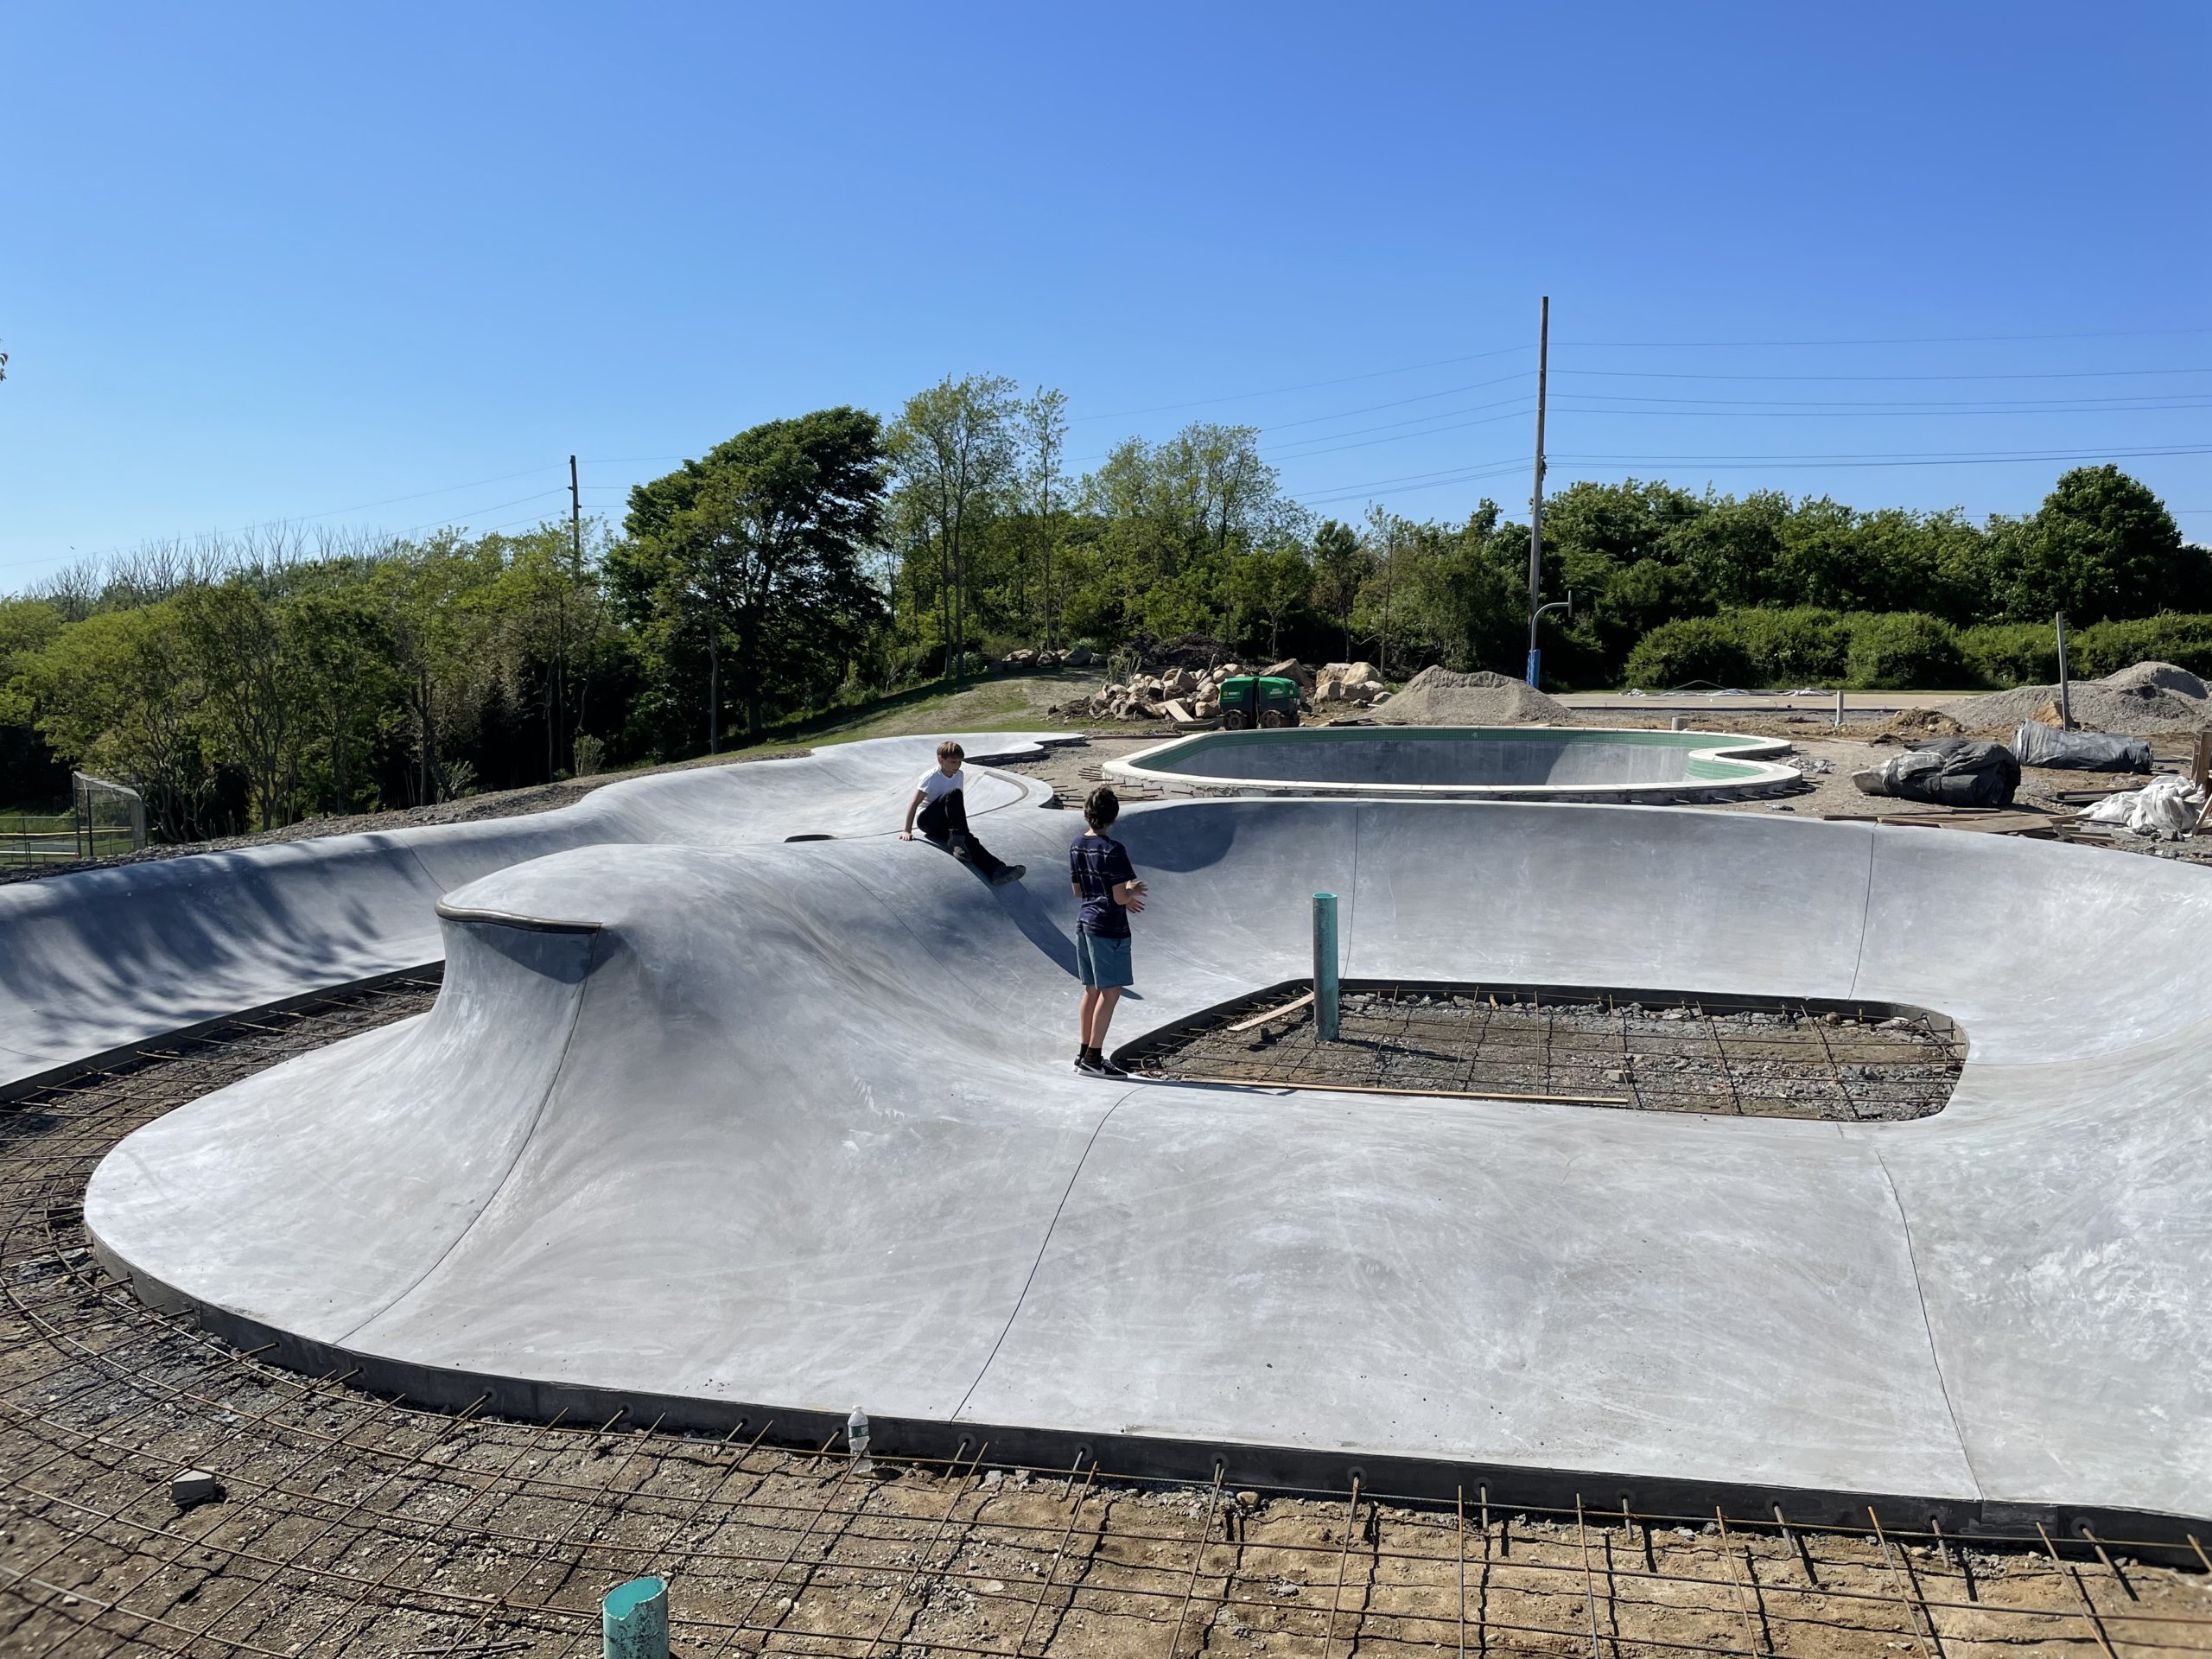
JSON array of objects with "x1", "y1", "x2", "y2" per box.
[{"x1": 1313, "y1": 892, "x2": 1340, "y2": 1042}]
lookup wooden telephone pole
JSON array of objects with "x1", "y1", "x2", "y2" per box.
[{"x1": 1525, "y1": 296, "x2": 1550, "y2": 688}]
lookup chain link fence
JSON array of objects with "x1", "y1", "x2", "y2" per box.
[{"x1": 0, "y1": 773, "x2": 148, "y2": 869}]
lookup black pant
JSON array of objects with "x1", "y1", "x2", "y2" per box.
[{"x1": 917, "y1": 788, "x2": 1007, "y2": 878}]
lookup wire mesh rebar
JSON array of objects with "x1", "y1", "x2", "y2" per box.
[{"x1": 1122, "y1": 982, "x2": 1965, "y2": 1121}]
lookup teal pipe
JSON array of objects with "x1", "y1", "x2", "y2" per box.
[
  {"x1": 1313, "y1": 893, "x2": 1340, "y2": 1042},
  {"x1": 604, "y1": 1576, "x2": 669, "y2": 1659}
]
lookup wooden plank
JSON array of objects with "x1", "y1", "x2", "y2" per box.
[
  {"x1": 1227, "y1": 991, "x2": 1313, "y2": 1033},
  {"x1": 1157, "y1": 1074, "x2": 1630, "y2": 1106}
]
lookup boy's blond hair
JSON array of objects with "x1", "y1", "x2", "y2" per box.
[{"x1": 936, "y1": 740, "x2": 964, "y2": 761}]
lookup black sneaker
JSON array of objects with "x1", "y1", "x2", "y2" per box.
[
  {"x1": 1089, "y1": 1052, "x2": 1129, "y2": 1078},
  {"x1": 990, "y1": 862, "x2": 1026, "y2": 887}
]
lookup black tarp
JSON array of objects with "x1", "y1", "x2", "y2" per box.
[{"x1": 2012, "y1": 721, "x2": 2153, "y2": 772}]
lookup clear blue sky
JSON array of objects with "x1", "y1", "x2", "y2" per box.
[{"x1": 2, "y1": 2, "x2": 2206, "y2": 589}]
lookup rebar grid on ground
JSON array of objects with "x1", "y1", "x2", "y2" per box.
[
  {"x1": 1124, "y1": 982, "x2": 1964, "y2": 1122},
  {"x1": 3, "y1": 977, "x2": 2206, "y2": 1657}
]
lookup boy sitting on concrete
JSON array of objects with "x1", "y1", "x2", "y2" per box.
[
  {"x1": 900, "y1": 741, "x2": 1025, "y2": 887},
  {"x1": 1070, "y1": 785, "x2": 1146, "y2": 1077}
]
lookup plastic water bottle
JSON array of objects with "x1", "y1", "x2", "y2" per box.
[{"x1": 848, "y1": 1407, "x2": 873, "y2": 1475}]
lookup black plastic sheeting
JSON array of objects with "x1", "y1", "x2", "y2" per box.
[
  {"x1": 1873, "y1": 739, "x2": 2023, "y2": 808},
  {"x1": 2012, "y1": 721, "x2": 2154, "y2": 772}
]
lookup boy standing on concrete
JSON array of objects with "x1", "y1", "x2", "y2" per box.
[
  {"x1": 900, "y1": 741, "x2": 1025, "y2": 887},
  {"x1": 1070, "y1": 785, "x2": 1146, "y2": 1077}
]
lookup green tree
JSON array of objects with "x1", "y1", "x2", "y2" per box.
[
  {"x1": 1081, "y1": 423, "x2": 1303, "y2": 640},
  {"x1": 176, "y1": 582, "x2": 309, "y2": 832},
  {"x1": 615, "y1": 408, "x2": 888, "y2": 746},
  {"x1": 1019, "y1": 386, "x2": 1071, "y2": 648},
  {"x1": 369, "y1": 533, "x2": 505, "y2": 805},
  {"x1": 1224, "y1": 544, "x2": 1312, "y2": 658},
  {"x1": 288, "y1": 589, "x2": 399, "y2": 815},
  {"x1": 15, "y1": 601, "x2": 216, "y2": 838},
  {"x1": 1982, "y1": 465, "x2": 2202, "y2": 624},
  {"x1": 1307, "y1": 519, "x2": 1370, "y2": 661},
  {"x1": 887, "y1": 376, "x2": 1020, "y2": 679}
]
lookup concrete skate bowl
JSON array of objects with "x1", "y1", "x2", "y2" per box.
[
  {"x1": 1104, "y1": 725, "x2": 1801, "y2": 802},
  {"x1": 82, "y1": 798, "x2": 2212, "y2": 1541}
]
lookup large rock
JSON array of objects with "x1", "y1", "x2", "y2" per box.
[
  {"x1": 1065, "y1": 645, "x2": 1096, "y2": 667},
  {"x1": 1160, "y1": 665, "x2": 1198, "y2": 698},
  {"x1": 1318, "y1": 660, "x2": 1379, "y2": 694},
  {"x1": 1260, "y1": 658, "x2": 1313, "y2": 690}
]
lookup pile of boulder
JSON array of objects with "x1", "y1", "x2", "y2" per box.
[
  {"x1": 1077, "y1": 660, "x2": 1249, "y2": 722},
  {"x1": 997, "y1": 645, "x2": 1096, "y2": 670},
  {"x1": 1312, "y1": 661, "x2": 1389, "y2": 708},
  {"x1": 1063, "y1": 658, "x2": 1391, "y2": 724}
]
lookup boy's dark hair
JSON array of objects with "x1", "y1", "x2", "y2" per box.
[
  {"x1": 936, "y1": 740, "x2": 964, "y2": 760},
  {"x1": 1084, "y1": 786, "x2": 1121, "y2": 832}
]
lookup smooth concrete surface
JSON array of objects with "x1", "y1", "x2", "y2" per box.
[
  {"x1": 83, "y1": 794, "x2": 2212, "y2": 1529},
  {"x1": 0, "y1": 735, "x2": 1060, "y2": 1092},
  {"x1": 1106, "y1": 726, "x2": 1801, "y2": 801}
]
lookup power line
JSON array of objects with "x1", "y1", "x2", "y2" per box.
[
  {"x1": 1554, "y1": 400, "x2": 2212, "y2": 421},
  {"x1": 1554, "y1": 365, "x2": 2212, "y2": 384},
  {"x1": 1561, "y1": 325, "x2": 2212, "y2": 348},
  {"x1": 1066, "y1": 344, "x2": 1531, "y2": 423},
  {"x1": 1265, "y1": 404, "x2": 1535, "y2": 461},
  {"x1": 1557, "y1": 388, "x2": 2212, "y2": 411},
  {"x1": 1548, "y1": 442, "x2": 2212, "y2": 470}
]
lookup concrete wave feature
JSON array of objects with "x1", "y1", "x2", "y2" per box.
[
  {"x1": 0, "y1": 735, "x2": 1060, "y2": 1093},
  {"x1": 83, "y1": 788, "x2": 2212, "y2": 1532}
]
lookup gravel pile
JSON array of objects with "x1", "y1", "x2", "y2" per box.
[
  {"x1": 1936, "y1": 660, "x2": 2212, "y2": 735},
  {"x1": 1372, "y1": 666, "x2": 1577, "y2": 725}
]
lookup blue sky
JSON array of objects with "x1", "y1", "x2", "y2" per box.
[{"x1": 1, "y1": 2, "x2": 2206, "y2": 589}]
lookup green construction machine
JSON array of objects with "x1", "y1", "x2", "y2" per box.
[{"x1": 1216, "y1": 674, "x2": 1301, "y2": 730}]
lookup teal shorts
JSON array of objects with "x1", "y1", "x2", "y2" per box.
[{"x1": 1076, "y1": 930, "x2": 1133, "y2": 989}]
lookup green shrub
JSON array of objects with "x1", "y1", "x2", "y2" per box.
[
  {"x1": 1729, "y1": 607, "x2": 1850, "y2": 684},
  {"x1": 1841, "y1": 612, "x2": 1964, "y2": 689},
  {"x1": 1623, "y1": 617, "x2": 1755, "y2": 690},
  {"x1": 1959, "y1": 623, "x2": 2058, "y2": 687},
  {"x1": 2071, "y1": 614, "x2": 2212, "y2": 679}
]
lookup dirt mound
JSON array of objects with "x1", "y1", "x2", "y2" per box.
[
  {"x1": 1936, "y1": 660, "x2": 2212, "y2": 736},
  {"x1": 2101, "y1": 660, "x2": 2207, "y2": 699},
  {"x1": 1867, "y1": 708, "x2": 1967, "y2": 744},
  {"x1": 1371, "y1": 667, "x2": 1576, "y2": 725}
]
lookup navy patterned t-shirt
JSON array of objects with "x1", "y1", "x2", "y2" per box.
[{"x1": 1069, "y1": 833, "x2": 1136, "y2": 938}]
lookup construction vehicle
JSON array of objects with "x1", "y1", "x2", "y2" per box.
[{"x1": 1217, "y1": 674, "x2": 1301, "y2": 730}]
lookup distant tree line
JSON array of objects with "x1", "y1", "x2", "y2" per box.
[{"x1": 0, "y1": 366, "x2": 2199, "y2": 839}]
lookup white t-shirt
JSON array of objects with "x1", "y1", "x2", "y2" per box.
[{"x1": 916, "y1": 766, "x2": 967, "y2": 805}]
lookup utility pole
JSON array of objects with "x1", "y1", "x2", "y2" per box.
[
  {"x1": 569, "y1": 455, "x2": 583, "y2": 570},
  {"x1": 556, "y1": 456, "x2": 583, "y2": 779},
  {"x1": 1525, "y1": 296, "x2": 1549, "y2": 688}
]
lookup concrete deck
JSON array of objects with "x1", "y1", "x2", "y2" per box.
[{"x1": 75, "y1": 773, "x2": 2212, "y2": 1532}]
